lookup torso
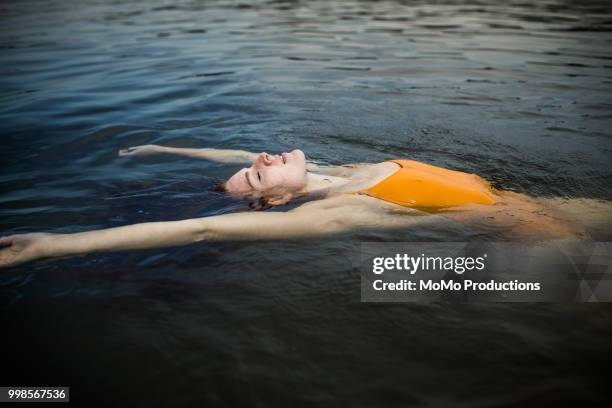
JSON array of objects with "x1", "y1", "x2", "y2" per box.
[
  {"x1": 319, "y1": 160, "x2": 496, "y2": 209},
  {"x1": 304, "y1": 160, "x2": 584, "y2": 240}
]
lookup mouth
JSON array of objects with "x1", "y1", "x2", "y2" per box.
[{"x1": 281, "y1": 152, "x2": 288, "y2": 164}]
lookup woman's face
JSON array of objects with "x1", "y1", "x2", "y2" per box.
[{"x1": 225, "y1": 149, "x2": 308, "y2": 195}]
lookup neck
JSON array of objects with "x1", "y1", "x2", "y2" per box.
[{"x1": 298, "y1": 172, "x2": 350, "y2": 195}]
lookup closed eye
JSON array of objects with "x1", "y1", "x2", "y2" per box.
[
  {"x1": 257, "y1": 172, "x2": 262, "y2": 182},
  {"x1": 245, "y1": 172, "x2": 254, "y2": 189}
]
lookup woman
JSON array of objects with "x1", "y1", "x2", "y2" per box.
[{"x1": 0, "y1": 144, "x2": 607, "y2": 268}]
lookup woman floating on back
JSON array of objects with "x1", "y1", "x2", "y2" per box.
[{"x1": 0, "y1": 144, "x2": 609, "y2": 268}]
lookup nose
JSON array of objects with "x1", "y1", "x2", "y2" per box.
[{"x1": 259, "y1": 152, "x2": 274, "y2": 166}]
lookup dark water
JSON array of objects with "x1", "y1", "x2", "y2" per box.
[{"x1": 1, "y1": 0, "x2": 612, "y2": 406}]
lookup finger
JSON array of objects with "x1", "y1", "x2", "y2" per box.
[
  {"x1": 0, "y1": 236, "x2": 14, "y2": 247},
  {"x1": 118, "y1": 148, "x2": 135, "y2": 156}
]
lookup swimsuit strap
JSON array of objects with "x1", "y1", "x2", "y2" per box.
[{"x1": 340, "y1": 160, "x2": 402, "y2": 196}]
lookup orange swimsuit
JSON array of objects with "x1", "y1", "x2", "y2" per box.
[{"x1": 352, "y1": 160, "x2": 496, "y2": 208}]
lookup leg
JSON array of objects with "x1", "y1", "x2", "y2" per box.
[
  {"x1": 444, "y1": 191, "x2": 590, "y2": 241},
  {"x1": 537, "y1": 197, "x2": 612, "y2": 240}
]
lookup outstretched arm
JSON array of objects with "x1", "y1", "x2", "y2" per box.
[
  {"x1": 0, "y1": 197, "x2": 421, "y2": 268},
  {"x1": 118, "y1": 144, "x2": 336, "y2": 171},
  {"x1": 118, "y1": 144, "x2": 258, "y2": 164}
]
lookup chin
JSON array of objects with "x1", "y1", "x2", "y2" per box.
[
  {"x1": 290, "y1": 149, "x2": 306, "y2": 166},
  {"x1": 292, "y1": 149, "x2": 305, "y2": 158}
]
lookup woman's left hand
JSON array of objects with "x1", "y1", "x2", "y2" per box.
[{"x1": 0, "y1": 233, "x2": 53, "y2": 268}]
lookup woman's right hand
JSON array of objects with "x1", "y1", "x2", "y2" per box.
[
  {"x1": 118, "y1": 144, "x2": 163, "y2": 157},
  {"x1": 0, "y1": 233, "x2": 53, "y2": 268}
]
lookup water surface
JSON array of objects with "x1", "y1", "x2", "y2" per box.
[{"x1": 1, "y1": 0, "x2": 611, "y2": 406}]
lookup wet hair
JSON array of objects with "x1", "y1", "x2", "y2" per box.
[
  {"x1": 248, "y1": 197, "x2": 273, "y2": 211},
  {"x1": 209, "y1": 180, "x2": 273, "y2": 211},
  {"x1": 211, "y1": 181, "x2": 227, "y2": 192}
]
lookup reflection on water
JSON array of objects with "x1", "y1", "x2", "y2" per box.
[{"x1": 1, "y1": 0, "x2": 611, "y2": 406}]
